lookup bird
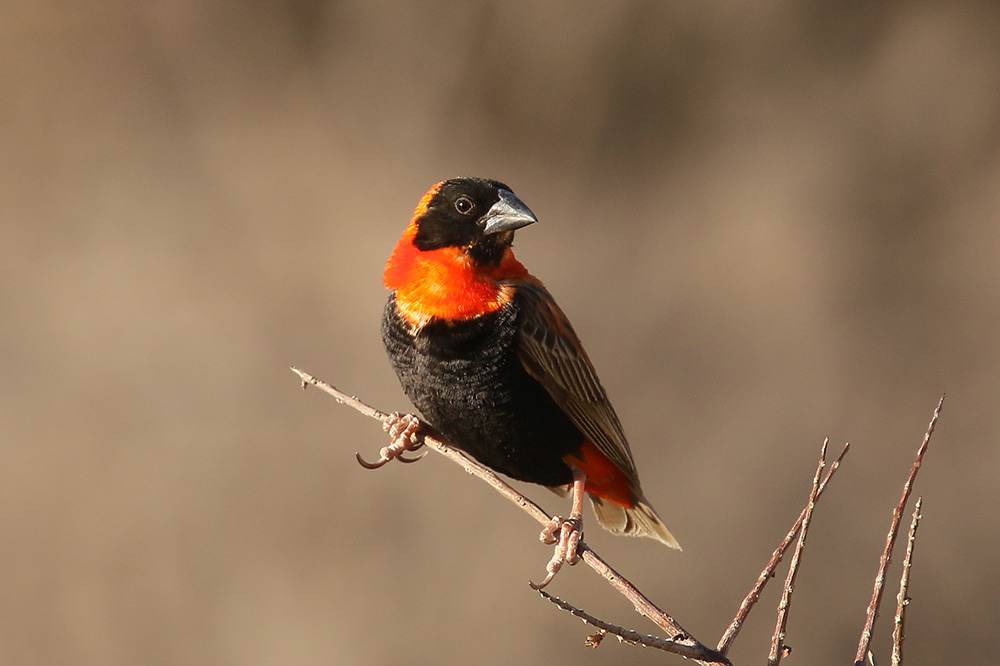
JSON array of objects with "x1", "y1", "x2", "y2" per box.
[{"x1": 373, "y1": 177, "x2": 680, "y2": 587}]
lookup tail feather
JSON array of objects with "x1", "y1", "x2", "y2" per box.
[{"x1": 589, "y1": 494, "x2": 681, "y2": 550}]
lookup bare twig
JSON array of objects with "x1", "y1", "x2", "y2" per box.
[
  {"x1": 537, "y1": 589, "x2": 685, "y2": 652},
  {"x1": 854, "y1": 396, "x2": 943, "y2": 666},
  {"x1": 767, "y1": 441, "x2": 827, "y2": 665},
  {"x1": 718, "y1": 441, "x2": 849, "y2": 655},
  {"x1": 892, "y1": 496, "x2": 923, "y2": 666},
  {"x1": 574, "y1": 547, "x2": 734, "y2": 664},
  {"x1": 292, "y1": 367, "x2": 732, "y2": 666},
  {"x1": 294, "y1": 367, "x2": 390, "y2": 422}
]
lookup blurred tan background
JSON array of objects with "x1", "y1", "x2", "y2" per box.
[{"x1": 3, "y1": 2, "x2": 998, "y2": 665}]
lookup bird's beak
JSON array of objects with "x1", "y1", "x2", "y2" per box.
[{"x1": 481, "y1": 189, "x2": 538, "y2": 235}]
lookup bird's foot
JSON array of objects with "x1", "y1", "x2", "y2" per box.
[
  {"x1": 356, "y1": 412, "x2": 426, "y2": 469},
  {"x1": 530, "y1": 514, "x2": 583, "y2": 590}
]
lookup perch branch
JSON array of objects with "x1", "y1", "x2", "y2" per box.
[
  {"x1": 292, "y1": 367, "x2": 731, "y2": 665},
  {"x1": 853, "y1": 395, "x2": 943, "y2": 666},
  {"x1": 718, "y1": 440, "x2": 849, "y2": 655},
  {"x1": 891, "y1": 496, "x2": 923, "y2": 666}
]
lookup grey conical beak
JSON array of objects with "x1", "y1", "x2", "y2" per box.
[{"x1": 480, "y1": 189, "x2": 538, "y2": 235}]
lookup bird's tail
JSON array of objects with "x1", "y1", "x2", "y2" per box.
[{"x1": 589, "y1": 494, "x2": 681, "y2": 550}]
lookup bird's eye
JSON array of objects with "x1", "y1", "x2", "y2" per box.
[{"x1": 454, "y1": 197, "x2": 473, "y2": 214}]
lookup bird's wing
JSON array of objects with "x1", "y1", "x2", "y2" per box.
[{"x1": 511, "y1": 279, "x2": 639, "y2": 484}]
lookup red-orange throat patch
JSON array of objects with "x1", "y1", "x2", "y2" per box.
[{"x1": 384, "y1": 224, "x2": 529, "y2": 330}]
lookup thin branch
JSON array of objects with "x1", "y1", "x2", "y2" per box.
[
  {"x1": 537, "y1": 589, "x2": 685, "y2": 652},
  {"x1": 294, "y1": 368, "x2": 391, "y2": 422},
  {"x1": 892, "y1": 496, "x2": 923, "y2": 666},
  {"x1": 718, "y1": 441, "x2": 849, "y2": 655},
  {"x1": 574, "y1": 547, "x2": 733, "y2": 664},
  {"x1": 292, "y1": 367, "x2": 732, "y2": 666},
  {"x1": 854, "y1": 396, "x2": 943, "y2": 666},
  {"x1": 768, "y1": 441, "x2": 827, "y2": 665}
]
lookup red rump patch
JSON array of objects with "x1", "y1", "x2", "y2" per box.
[{"x1": 564, "y1": 440, "x2": 634, "y2": 509}]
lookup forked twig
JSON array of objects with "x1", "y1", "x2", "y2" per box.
[
  {"x1": 294, "y1": 365, "x2": 938, "y2": 665},
  {"x1": 767, "y1": 441, "x2": 827, "y2": 665},
  {"x1": 292, "y1": 367, "x2": 732, "y2": 665},
  {"x1": 853, "y1": 396, "x2": 943, "y2": 666},
  {"x1": 892, "y1": 496, "x2": 923, "y2": 666},
  {"x1": 718, "y1": 441, "x2": 849, "y2": 655}
]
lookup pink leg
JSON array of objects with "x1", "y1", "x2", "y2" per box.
[
  {"x1": 531, "y1": 468, "x2": 586, "y2": 590},
  {"x1": 356, "y1": 412, "x2": 425, "y2": 469}
]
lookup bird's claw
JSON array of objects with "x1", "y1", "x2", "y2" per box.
[
  {"x1": 530, "y1": 515, "x2": 583, "y2": 590},
  {"x1": 356, "y1": 412, "x2": 425, "y2": 470}
]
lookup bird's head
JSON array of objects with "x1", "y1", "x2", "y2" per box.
[
  {"x1": 383, "y1": 177, "x2": 538, "y2": 323},
  {"x1": 404, "y1": 177, "x2": 537, "y2": 266}
]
